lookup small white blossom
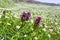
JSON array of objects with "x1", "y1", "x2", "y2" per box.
[
  {"x1": 59, "y1": 27, "x2": 60, "y2": 29},
  {"x1": 16, "y1": 26, "x2": 20, "y2": 29},
  {"x1": 42, "y1": 28, "x2": 46, "y2": 32},
  {"x1": 45, "y1": 25, "x2": 47, "y2": 28},
  {"x1": 34, "y1": 37, "x2": 38, "y2": 40},
  {"x1": 0, "y1": 37, "x2": 4, "y2": 40},
  {"x1": 0, "y1": 15, "x2": 2, "y2": 18},
  {"x1": 31, "y1": 28, "x2": 34, "y2": 31},
  {"x1": 24, "y1": 34, "x2": 27, "y2": 37},
  {"x1": 51, "y1": 21, "x2": 53, "y2": 23},
  {"x1": 55, "y1": 22, "x2": 58, "y2": 25},
  {"x1": 57, "y1": 31, "x2": 59, "y2": 33},
  {"x1": 49, "y1": 29, "x2": 53, "y2": 32},
  {"x1": 48, "y1": 34, "x2": 51, "y2": 38},
  {"x1": 14, "y1": 15, "x2": 19, "y2": 18},
  {"x1": 50, "y1": 18, "x2": 52, "y2": 20},
  {"x1": 5, "y1": 16, "x2": 9, "y2": 18},
  {"x1": 31, "y1": 20, "x2": 33, "y2": 23},
  {"x1": 1, "y1": 38, "x2": 4, "y2": 40}
]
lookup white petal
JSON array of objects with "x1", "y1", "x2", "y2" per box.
[
  {"x1": 34, "y1": 37, "x2": 38, "y2": 40},
  {"x1": 31, "y1": 20, "x2": 33, "y2": 23},
  {"x1": 16, "y1": 26, "x2": 20, "y2": 29},
  {"x1": 24, "y1": 34, "x2": 27, "y2": 37},
  {"x1": 5, "y1": 16, "x2": 9, "y2": 18},
  {"x1": 0, "y1": 15, "x2": 2, "y2": 18},
  {"x1": 42, "y1": 28, "x2": 46, "y2": 32}
]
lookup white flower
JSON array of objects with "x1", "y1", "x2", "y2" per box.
[
  {"x1": 34, "y1": 37, "x2": 38, "y2": 40},
  {"x1": 48, "y1": 34, "x2": 51, "y2": 38},
  {"x1": 14, "y1": 14, "x2": 19, "y2": 18},
  {"x1": 51, "y1": 21, "x2": 53, "y2": 23},
  {"x1": 7, "y1": 23, "x2": 11, "y2": 25},
  {"x1": 59, "y1": 27, "x2": 60, "y2": 29},
  {"x1": 1, "y1": 38, "x2": 4, "y2": 40},
  {"x1": 16, "y1": 26, "x2": 20, "y2": 29},
  {"x1": 0, "y1": 15, "x2": 2, "y2": 18},
  {"x1": 5, "y1": 16, "x2": 9, "y2": 18},
  {"x1": 45, "y1": 25, "x2": 47, "y2": 28},
  {"x1": 49, "y1": 27, "x2": 54, "y2": 32},
  {"x1": 24, "y1": 34, "x2": 27, "y2": 37},
  {"x1": 42, "y1": 28, "x2": 46, "y2": 32},
  {"x1": 31, "y1": 28, "x2": 34, "y2": 31},
  {"x1": 31, "y1": 20, "x2": 33, "y2": 23},
  {"x1": 57, "y1": 31, "x2": 60, "y2": 33},
  {"x1": 1, "y1": 37, "x2": 4, "y2": 40},
  {"x1": 49, "y1": 29, "x2": 53, "y2": 32},
  {"x1": 55, "y1": 22, "x2": 58, "y2": 25}
]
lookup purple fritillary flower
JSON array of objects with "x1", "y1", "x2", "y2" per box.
[
  {"x1": 34, "y1": 16, "x2": 41, "y2": 26},
  {"x1": 20, "y1": 11, "x2": 31, "y2": 21}
]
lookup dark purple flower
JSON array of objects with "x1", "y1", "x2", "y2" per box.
[
  {"x1": 34, "y1": 16, "x2": 41, "y2": 26},
  {"x1": 20, "y1": 11, "x2": 31, "y2": 21}
]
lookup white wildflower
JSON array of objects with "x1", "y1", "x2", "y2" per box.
[
  {"x1": 31, "y1": 28, "x2": 34, "y2": 31},
  {"x1": 42, "y1": 28, "x2": 46, "y2": 32},
  {"x1": 49, "y1": 29, "x2": 53, "y2": 32},
  {"x1": 0, "y1": 36, "x2": 4, "y2": 40},
  {"x1": 14, "y1": 14, "x2": 19, "y2": 18},
  {"x1": 59, "y1": 27, "x2": 60, "y2": 29},
  {"x1": 34, "y1": 37, "x2": 38, "y2": 40},
  {"x1": 57, "y1": 31, "x2": 60, "y2": 33},
  {"x1": 0, "y1": 15, "x2": 2, "y2": 18},
  {"x1": 24, "y1": 34, "x2": 27, "y2": 37},
  {"x1": 50, "y1": 18, "x2": 52, "y2": 20},
  {"x1": 16, "y1": 26, "x2": 20, "y2": 29},
  {"x1": 5, "y1": 16, "x2": 9, "y2": 18},
  {"x1": 51, "y1": 21, "x2": 53, "y2": 23},
  {"x1": 48, "y1": 34, "x2": 51, "y2": 38},
  {"x1": 45, "y1": 25, "x2": 47, "y2": 28},
  {"x1": 31, "y1": 20, "x2": 33, "y2": 23},
  {"x1": 1, "y1": 37, "x2": 4, "y2": 40},
  {"x1": 55, "y1": 22, "x2": 58, "y2": 25},
  {"x1": 49, "y1": 27, "x2": 54, "y2": 32}
]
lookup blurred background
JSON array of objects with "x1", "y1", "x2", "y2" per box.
[
  {"x1": 0, "y1": 0, "x2": 60, "y2": 7},
  {"x1": 8, "y1": 0, "x2": 60, "y2": 6},
  {"x1": 10, "y1": 0, "x2": 60, "y2": 4}
]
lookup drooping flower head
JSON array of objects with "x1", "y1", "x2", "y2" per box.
[
  {"x1": 20, "y1": 11, "x2": 31, "y2": 21},
  {"x1": 34, "y1": 16, "x2": 41, "y2": 26}
]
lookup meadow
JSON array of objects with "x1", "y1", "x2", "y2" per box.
[{"x1": 0, "y1": 0, "x2": 60, "y2": 40}]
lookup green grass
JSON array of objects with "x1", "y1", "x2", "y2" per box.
[{"x1": 0, "y1": 1, "x2": 60, "y2": 40}]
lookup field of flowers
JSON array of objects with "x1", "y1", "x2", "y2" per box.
[{"x1": 0, "y1": 1, "x2": 60, "y2": 40}]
